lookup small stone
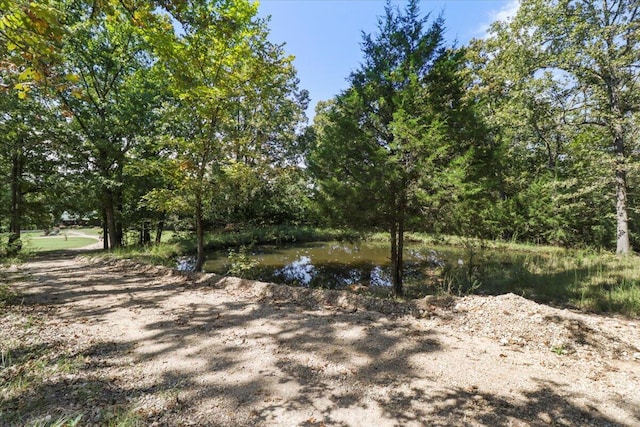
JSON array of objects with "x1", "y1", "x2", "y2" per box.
[{"x1": 538, "y1": 413, "x2": 553, "y2": 424}]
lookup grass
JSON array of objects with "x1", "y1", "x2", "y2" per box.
[
  {"x1": 0, "y1": 283, "x2": 16, "y2": 308},
  {"x1": 0, "y1": 338, "x2": 85, "y2": 425},
  {"x1": 106, "y1": 241, "x2": 184, "y2": 267},
  {"x1": 399, "y1": 241, "x2": 640, "y2": 317},
  {"x1": 28, "y1": 237, "x2": 97, "y2": 252},
  {"x1": 0, "y1": 331, "x2": 140, "y2": 427}
]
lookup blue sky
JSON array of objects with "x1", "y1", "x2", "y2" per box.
[{"x1": 256, "y1": 0, "x2": 519, "y2": 119}]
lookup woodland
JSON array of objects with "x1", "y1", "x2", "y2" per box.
[{"x1": 1, "y1": 0, "x2": 640, "y2": 297}]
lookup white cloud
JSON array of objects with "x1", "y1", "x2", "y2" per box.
[{"x1": 476, "y1": 0, "x2": 521, "y2": 39}]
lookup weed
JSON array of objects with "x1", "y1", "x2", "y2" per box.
[
  {"x1": 227, "y1": 246, "x2": 259, "y2": 278},
  {"x1": 29, "y1": 414, "x2": 83, "y2": 427},
  {"x1": 1, "y1": 348, "x2": 11, "y2": 368},
  {"x1": 0, "y1": 283, "x2": 16, "y2": 307},
  {"x1": 103, "y1": 407, "x2": 143, "y2": 427}
]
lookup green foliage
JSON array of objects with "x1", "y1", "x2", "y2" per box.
[
  {"x1": 226, "y1": 246, "x2": 259, "y2": 278},
  {"x1": 309, "y1": 0, "x2": 491, "y2": 294},
  {"x1": 0, "y1": 282, "x2": 16, "y2": 307},
  {"x1": 1, "y1": 0, "x2": 638, "y2": 276},
  {"x1": 438, "y1": 241, "x2": 483, "y2": 296},
  {"x1": 474, "y1": 0, "x2": 640, "y2": 253},
  {"x1": 142, "y1": 0, "x2": 307, "y2": 270},
  {"x1": 105, "y1": 242, "x2": 184, "y2": 267},
  {"x1": 0, "y1": 233, "x2": 23, "y2": 258}
]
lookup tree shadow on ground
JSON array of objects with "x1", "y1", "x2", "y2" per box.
[
  {"x1": 415, "y1": 379, "x2": 617, "y2": 427},
  {"x1": 0, "y1": 338, "x2": 139, "y2": 426},
  {"x1": 2, "y1": 253, "x2": 636, "y2": 426}
]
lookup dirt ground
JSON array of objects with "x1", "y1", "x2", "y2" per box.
[{"x1": 1, "y1": 251, "x2": 639, "y2": 426}]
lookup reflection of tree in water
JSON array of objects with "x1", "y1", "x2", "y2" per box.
[
  {"x1": 370, "y1": 266, "x2": 391, "y2": 287},
  {"x1": 197, "y1": 243, "x2": 455, "y2": 290},
  {"x1": 277, "y1": 256, "x2": 315, "y2": 286},
  {"x1": 176, "y1": 256, "x2": 197, "y2": 272},
  {"x1": 277, "y1": 257, "x2": 390, "y2": 289}
]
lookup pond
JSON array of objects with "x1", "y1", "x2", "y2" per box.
[
  {"x1": 196, "y1": 241, "x2": 465, "y2": 292},
  {"x1": 177, "y1": 240, "x2": 640, "y2": 315}
]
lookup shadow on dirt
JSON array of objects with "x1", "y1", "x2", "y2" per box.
[{"x1": 1, "y1": 254, "x2": 635, "y2": 426}]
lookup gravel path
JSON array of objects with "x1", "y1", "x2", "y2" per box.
[{"x1": 1, "y1": 253, "x2": 639, "y2": 426}]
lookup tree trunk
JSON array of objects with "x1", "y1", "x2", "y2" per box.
[
  {"x1": 104, "y1": 191, "x2": 118, "y2": 250},
  {"x1": 115, "y1": 190, "x2": 124, "y2": 246},
  {"x1": 139, "y1": 222, "x2": 151, "y2": 246},
  {"x1": 397, "y1": 215, "x2": 404, "y2": 295},
  {"x1": 606, "y1": 67, "x2": 631, "y2": 255},
  {"x1": 389, "y1": 220, "x2": 403, "y2": 296},
  {"x1": 613, "y1": 122, "x2": 630, "y2": 255},
  {"x1": 194, "y1": 195, "x2": 205, "y2": 272},
  {"x1": 9, "y1": 152, "x2": 23, "y2": 238},
  {"x1": 155, "y1": 218, "x2": 164, "y2": 244},
  {"x1": 390, "y1": 222, "x2": 398, "y2": 293},
  {"x1": 8, "y1": 152, "x2": 23, "y2": 255},
  {"x1": 615, "y1": 157, "x2": 630, "y2": 255},
  {"x1": 102, "y1": 210, "x2": 109, "y2": 250}
]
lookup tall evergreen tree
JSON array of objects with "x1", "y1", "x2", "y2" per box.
[{"x1": 310, "y1": 0, "x2": 487, "y2": 295}]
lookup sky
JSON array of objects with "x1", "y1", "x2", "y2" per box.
[{"x1": 256, "y1": 0, "x2": 519, "y2": 119}]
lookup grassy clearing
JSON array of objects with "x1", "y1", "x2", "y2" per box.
[
  {"x1": 399, "y1": 239, "x2": 640, "y2": 317},
  {"x1": 28, "y1": 237, "x2": 97, "y2": 252},
  {"x1": 105, "y1": 241, "x2": 184, "y2": 267}
]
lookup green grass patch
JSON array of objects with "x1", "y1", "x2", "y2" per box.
[
  {"x1": 0, "y1": 337, "x2": 85, "y2": 425},
  {"x1": 101, "y1": 242, "x2": 184, "y2": 267},
  {"x1": 73, "y1": 227, "x2": 102, "y2": 236},
  {"x1": 0, "y1": 283, "x2": 17, "y2": 308},
  {"x1": 28, "y1": 237, "x2": 97, "y2": 252},
  {"x1": 400, "y1": 241, "x2": 640, "y2": 317}
]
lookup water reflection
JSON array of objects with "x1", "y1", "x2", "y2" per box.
[
  {"x1": 195, "y1": 241, "x2": 450, "y2": 290},
  {"x1": 278, "y1": 256, "x2": 315, "y2": 285},
  {"x1": 370, "y1": 265, "x2": 391, "y2": 287},
  {"x1": 175, "y1": 242, "x2": 454, "y2": 291},
  {"x1": 176, "y1": 256, "x2": 196, "y2": 272}
]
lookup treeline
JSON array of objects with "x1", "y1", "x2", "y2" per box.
[{"x1": 1, "y1": 1, "x2": 639, "y2": 291}]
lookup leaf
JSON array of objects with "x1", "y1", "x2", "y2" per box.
[{"x1": 65, "y1": 74, "x2": 80, "y2": 83}]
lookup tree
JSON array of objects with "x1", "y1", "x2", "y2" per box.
[
  {"x1": 309, "y1": 0, "x2": 487, "y2": 295},
  {"x1": 54, "y1": 1, "x2": 165, "y2": 249},
  {"x1": 486, "y1": 0, "x2": 640, "y2": 254},
  {"x1": 0, "y1": 65, "x2": 66, "y2": 252},
  {"x1": 146, "y1": 0, "x2": 306, "y2": 271}
]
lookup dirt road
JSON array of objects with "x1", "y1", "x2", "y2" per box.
[{"x1": 1, "y1": 253, "x2": 639, "y2": 426}]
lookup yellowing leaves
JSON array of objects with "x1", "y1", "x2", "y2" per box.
[
  {"x1": 13, "y1": 82, "x2": 31, "y2": 99},
  {"x1": 65, "y1": 73, "x2": 80, "y2": 83},
  {"x1": 18, "y1": 67, "x2": 41, "y2": 81}
]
